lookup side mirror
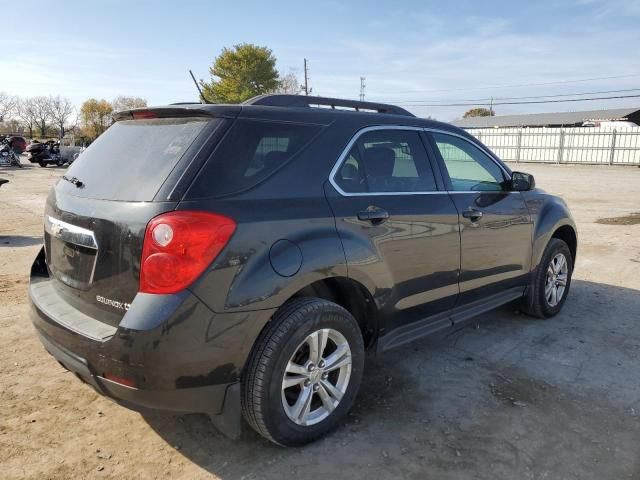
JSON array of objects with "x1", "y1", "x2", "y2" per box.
[{"x1": 511, "y1": 171, "x2": 535, "y2": 191}]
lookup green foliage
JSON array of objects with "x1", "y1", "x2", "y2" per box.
[
  {"x1": 200, "y1": 43, "x2": 280, "y2": 104},
  {"x1": 463, "y1": 107, "x2": 495, "y2": 118}
]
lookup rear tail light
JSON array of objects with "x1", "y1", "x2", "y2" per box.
[
  {"x1": 103, "y1": 373, "x2": 136, "y2": 388},
  {"x1": 132, "y1": 110, "x2": 157, "y2": 120},
  {"x1": 139, "y1": 211, "x2": 236, "y2": 294}
]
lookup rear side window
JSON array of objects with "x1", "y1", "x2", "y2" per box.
[
  {"x1": 61, "y1": 117, "x2": 211, "y2": 201},
  {"x1": 334, "y1": 129, "x2": 437, "y2": 194},
  {"x1": 189, "y1": 119, "x2": 322, "y2": 198}
]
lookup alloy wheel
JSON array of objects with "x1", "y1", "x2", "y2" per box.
[
  {"x1": 545, "y1": 252, "x2": 568, "y2": 307},
  {"x1": 281, "y1": 328, "x2": 352, "y2": 426}
]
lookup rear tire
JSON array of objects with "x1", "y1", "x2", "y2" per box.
[
  {"x1": 38, "y1": 161, "x2": 46, "y2": 168},
  {"x1": 241, "y1": 297, "x2": 364, "y2": 446},
  {"x1": 522, "y1": 238, "x2": 573, "y2": 318}
]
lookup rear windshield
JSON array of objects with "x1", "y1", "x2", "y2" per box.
[
  {"x1": 61, "y1": 117, "x2": 210, "y2": 201},
  {"x1": 188, "y1": 118, "x2": 322, "y2": 198}
]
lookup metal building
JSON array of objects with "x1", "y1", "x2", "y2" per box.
[{"x1": 452, "y1": 107, "x2": 640, "y2": 129}]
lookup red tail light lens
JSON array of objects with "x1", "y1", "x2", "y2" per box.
[
  {"x1": 132, "y1": 110, "x2": 157, "y2": 120},
  {"x1": 140, "y1": 211, "x2": 236, "y2": 294},
  {"x1": 103, "y1": 373, "x2": 136, "y2": 388}
]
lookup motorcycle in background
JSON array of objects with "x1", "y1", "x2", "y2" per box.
[
  {"x1": 0, "y1": 139, "x2": 23, "y2": 168},
  {"x1": 27, "y1": 140, "x2": 64, "y2": 167}
]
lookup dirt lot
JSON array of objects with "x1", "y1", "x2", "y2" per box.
[{"x1": 1, "y1": 159, "x2": 639, "y2": 479}]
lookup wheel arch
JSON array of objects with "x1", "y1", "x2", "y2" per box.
[
  {"x1": 551, "y1": 224, "x2": 577, "y2": 265},
  {"x1": 530, "y1": 194, "x2": 577, "y2": 271},
  {"x1": 245, "y1": 276, "x2": 379, "y2": 357},
  {"x1": 289, "y1": 277, "x2": 378, "y2": 350}
]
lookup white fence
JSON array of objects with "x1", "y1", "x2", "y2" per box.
[{"x1": 467, "y1": 127, "x2": 640, "y2": 165}]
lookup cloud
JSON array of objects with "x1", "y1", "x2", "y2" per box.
[{"x1": 295, "y1": 11, "x2": 638, "y2": 120}]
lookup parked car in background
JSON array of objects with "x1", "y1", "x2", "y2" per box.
[
  {"x1": 29, "y1": 95, "x2": 577, "y2": 446},
  {"x1": 7, "y1": 136, "x2": 27, "y2": 154}
]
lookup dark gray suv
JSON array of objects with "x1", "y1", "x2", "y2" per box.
[{"x1": 29, "y1": 95, "x2": 576, "y2": 446}]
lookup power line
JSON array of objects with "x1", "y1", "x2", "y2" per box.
[
  {"x1": 395, "y1": 93, "x2": 640, "y2": 108},
  {"x1": 396, "y1": 88, "x2": 640, "y2": 105},
  {"x1": 368, "y1": 73, "x2": 640, "y2": 96}
]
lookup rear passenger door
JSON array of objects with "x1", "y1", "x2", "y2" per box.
[
  {"x1": 325, "y1": 127, "x2": 461, "y2": 341},
  {"x1": 427, "y1": 131, "x2": 532, "y2": 305}
]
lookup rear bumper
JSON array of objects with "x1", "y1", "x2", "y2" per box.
[
  {"x1": 34, "y1": 326, "x2": 232, "y2": 418},
  {"x1": 28, "y1": 249, "x2": 275, "y2": 437}
]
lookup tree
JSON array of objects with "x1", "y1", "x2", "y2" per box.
[
  {"x1": 463, "y1": 107, "x2": 495, "y2": 118},
  {"x1": 80, "y1": 99, "x2": 113, "y2": 140},
  {"x1": 112, "y1": 95, "x2": 147, "y2": 112},
  {"x1": 0, "y1": 92, "x2": 17, "y2": 122},
  {"x1": 31, "y1": 96, "x2": 53, "y2": 136},
  {"x1": 48, "y1": 96, "x2": 74, "y2": 138},
  {"x1": 200, "y1": 44, "x2": 280, "y2": 103},
  {"x1": 275, "y1": 72, "x2": 301, "y2": 94},
  {"x1": 17, "y1": 98, "x2": 38, "y2": 138}
]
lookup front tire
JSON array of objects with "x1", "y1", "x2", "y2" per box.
[
  {"x1": 241, "y1": 297, "x2": 364, "y2": 446},
  {"x1": 522, "y1": 238, "x2": 573, "y2": 318}
]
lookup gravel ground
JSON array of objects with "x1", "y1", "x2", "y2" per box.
[{"x1": 1, "y1": 158, "x2": 639, "y2": 479}]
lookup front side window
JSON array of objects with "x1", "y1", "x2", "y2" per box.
[
  {"x1": 334, "y1": 129, "x2": 437, "y2": 194},
  {"x1": 431, "y1": 133, "x2": 506, "y2": 191}
]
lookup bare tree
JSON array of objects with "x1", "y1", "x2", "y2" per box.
[
  {"x1": 32, "y1": 96, "x2": 53, "y2": 137},
  {"x1": 111, "y1": 95, "x2": 147, "y2": 112},
  {"x1": 275, "y1": 72, "x2": 301, "y2": 94},
  {"x1": 48, "y1": 96, "x2": 74, "y2": 138},
  {"x1": 0, "y1": 92, "x2": 17, "y2": 122},
  {"x1": 17, "y1": 98, "x2": 38, "y2": 139}
]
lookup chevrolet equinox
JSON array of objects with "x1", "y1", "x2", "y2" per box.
[{"x1": 29, "y1": 94, "x2": 577, "y2": 446}]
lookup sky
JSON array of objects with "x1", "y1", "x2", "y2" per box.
[{"x1": 1, "y1": 0, "x2": 639, "y2": 121}]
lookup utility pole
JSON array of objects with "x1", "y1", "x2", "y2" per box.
[
  {"x1": 303, "y1": 58, "x2": 309, "y2": 96},
  {"x1": 489, "y1": 97, "x2": 494, "y2": 115},
  {"x1": 360, "y1": 77, "x2": 366, "y2": 101}
]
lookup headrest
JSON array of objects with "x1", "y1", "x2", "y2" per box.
[
  {"x1": 364, "y1": 146, "x2": 395, "y2": 177},
  {"x1": 340, "y1": 163, "x2": 358, "y2": 180}
]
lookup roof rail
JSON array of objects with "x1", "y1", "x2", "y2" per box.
[{"x1": 243, "y1": 94, "x2": 415, "y2": 117}]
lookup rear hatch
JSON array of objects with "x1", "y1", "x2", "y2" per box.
[{"x1": 43, "y1": 110, "x2": 228, "y2": 327}]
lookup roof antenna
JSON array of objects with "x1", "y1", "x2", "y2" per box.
[{"x1": 189, "y1": 69, "x2": 210, "y2": 104}]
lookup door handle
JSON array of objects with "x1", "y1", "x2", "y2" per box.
[
  {"x1": 462, "y1": 208, "x2": 483, "y2": 221},
  {"x1": 358, "y1": 209, "x2": 389, "y2": 224}
]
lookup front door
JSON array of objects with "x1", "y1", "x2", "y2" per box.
[
  {"x1": 428, "y1": 131, "x2": 532, "y2": 306},
  {"x1": 325, "y1": 127, "x2": 460, "y2": 339}
]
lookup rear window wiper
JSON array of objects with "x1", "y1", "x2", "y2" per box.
[{"x1": 62, "y1": 175, "x2": 84, "y2": 188}]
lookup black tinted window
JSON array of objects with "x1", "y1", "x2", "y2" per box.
[
  {"x1": 335, "y1": 129, "x2": 437, "y2": 193},
  {"x1": 190, "y1": 119, "x2": 322, "y2": 197},
  {"x1": 61, "y1": 117, "x2": 211, "y2": 201}
]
